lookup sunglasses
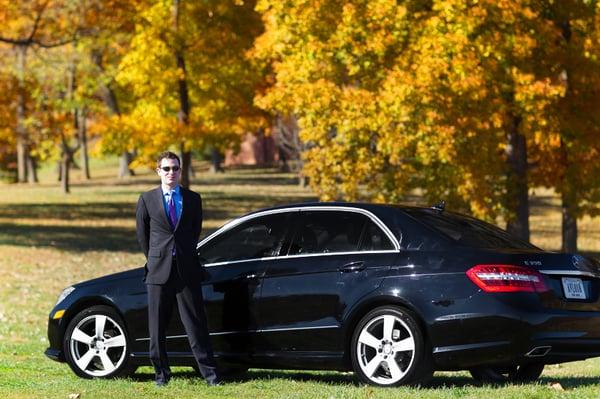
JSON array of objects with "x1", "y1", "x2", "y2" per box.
[{"x1": 159, "y1": 166, "x2": 180, "y2": 172}]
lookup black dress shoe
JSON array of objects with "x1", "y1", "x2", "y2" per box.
[
  {"x1": 155, "y1": 379, "x2": 169, "y2": 387},
  {"x1": 207, "y1": 379, "x2": 222, "y2": 387},
  {"x1": 154, "y1": 368, "x2": 171, "y2": 387}
]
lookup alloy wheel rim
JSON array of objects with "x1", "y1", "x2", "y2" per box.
[
  {"x1": 356, "y1": 314, "x2": 415, "y2": 385},
  {"x1": 69, "y1": 314, "x2": 127, "y2": 377}
]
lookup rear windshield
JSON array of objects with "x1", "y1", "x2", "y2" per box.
[{"x1": 403, "y1": 209, "x2": 537, "y2": 250}]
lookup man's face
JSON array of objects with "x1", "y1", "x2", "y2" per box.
[{"x1": 157, "y1": 157, "x2": 181, "y2": 188}]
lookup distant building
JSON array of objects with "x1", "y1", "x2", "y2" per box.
[{"x1": 224, "y1": 131, "x2": 279, "y2": 166}]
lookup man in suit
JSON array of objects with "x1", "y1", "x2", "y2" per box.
[{"x1": 136, "y1": 151, "x2": 220, "y2": 386}]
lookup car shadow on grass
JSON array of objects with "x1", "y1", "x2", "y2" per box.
[
  {"x1": 128, "y1": 368, "x2": 360, "y2": 385},
  {"x1": 427, "y1": 374, "x2": 600, "y2": 389},
  {"x1": 539, "y1": 375, "x2": 600, "y2": 387},
  {"x1": 126, "y1": 368, "x2": 600, "y2": 389}
]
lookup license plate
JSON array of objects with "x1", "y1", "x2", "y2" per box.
[{"x1": 562, "y1": 277, "x2": 586, "y2": 300}]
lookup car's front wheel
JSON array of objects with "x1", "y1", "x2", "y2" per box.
[
  {"x1": 351, "y1": 306, "x2": 431, "y2": 386},
  {"x1": 469, "y1": 363, "x2": 545, "y2": 383},
  {"x1": 63, "y1": 305, "x2": 135, "y2": 378}
]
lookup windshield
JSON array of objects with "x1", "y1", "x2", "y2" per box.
[{"x1": 403, "y1": 209, "x2": 537, "y2": 250}]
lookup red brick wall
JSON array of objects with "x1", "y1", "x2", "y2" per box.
[{"x1": 224, "y1": 132, "x2": 279, "y2": 166}]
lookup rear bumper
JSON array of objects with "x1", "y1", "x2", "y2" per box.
[
  {"x1": 432, "y1": 338, "x2": 600, "y2": 369},
  {"x1": 429, "y1": 295, "x2": 600, "y2": 370},
  {"x1": 430, "y1": 309, "x2": 600, "y2": 369}
]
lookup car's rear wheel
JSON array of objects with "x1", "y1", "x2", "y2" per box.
[
  {"x1": 469, "y1": 363, "x2": 544, "y2": 383},
  {"x1": 63, "y1": 305, "x2": 135, "y2": 379},
  {"x1": 351, "y1": 306, "x2": 431, "y2": 386}
]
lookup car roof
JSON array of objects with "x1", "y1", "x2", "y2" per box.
[{"x1": 246, "y1": 201, "x2": 419, "y2": 215}]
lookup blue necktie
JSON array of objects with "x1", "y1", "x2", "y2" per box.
[{"x1": 168, "y1": 193, "x2": 177, "y2": 229}]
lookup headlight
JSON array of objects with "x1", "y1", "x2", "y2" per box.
[{"x1": 55, "y1": 286, "x2": 75, "y2": 307}]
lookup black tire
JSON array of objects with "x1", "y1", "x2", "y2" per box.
[
  {"x1": 63, "y1": 305, "x2": 135, "y2": 379},
  {"x1": 469, "y1": 363, "x2": 544, "y2": 383},
  {"x1": 351, "y1": 306, "x2": 431, "y2": 387}
]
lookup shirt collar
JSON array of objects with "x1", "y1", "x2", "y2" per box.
[{"x1": 161, "y1": 185, "x2": 180, "y2": 197}]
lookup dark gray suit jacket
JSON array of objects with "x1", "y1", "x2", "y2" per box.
[{"x1": 136, "y1": 186, "x2": 203, "y2": 284}]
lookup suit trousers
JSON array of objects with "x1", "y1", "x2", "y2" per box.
[{"x1": 146, "y1": 260, "x2": 218, "y2": 383}]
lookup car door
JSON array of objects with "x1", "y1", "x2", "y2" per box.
[
  {"x1": 163, "y1": 212, "x2": 293, "y2": 360},
  {"x1": 255, "y1": 209, "x2": 397, "y2": 365}
]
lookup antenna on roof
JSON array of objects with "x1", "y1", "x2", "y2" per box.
[{"x1": 431, "y1": 200, "x2": 446, "y2": 212}]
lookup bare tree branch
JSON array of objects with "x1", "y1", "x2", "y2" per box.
[
  {"x1": 26, "y1": 1, "x2": 49, "y2": 44},
  {"x1": 0, "y1": 33, "x2": 75, "y2": 48},
  {"x1": 0, "y1": 1, "x2": 75, "y2": 49}
]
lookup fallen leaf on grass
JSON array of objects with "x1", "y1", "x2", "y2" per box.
[{"x1": 549, "y1": 382, "x2": 564, "y2": 391}]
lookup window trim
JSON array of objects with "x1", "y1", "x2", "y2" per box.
[
  {"x1": 197, "y1": 206, "x2": 400, "y2": 267},
  {"x1": 204, "y1": 249, "x2": 400, "y2": 267}
]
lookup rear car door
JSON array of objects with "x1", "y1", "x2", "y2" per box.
[{"x1": 255, "y1": 209, "x2": 397, "y2": 366}]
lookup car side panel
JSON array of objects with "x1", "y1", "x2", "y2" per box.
[{"x1": 253, "y1": 252, "x2": 394, "y2": 369}]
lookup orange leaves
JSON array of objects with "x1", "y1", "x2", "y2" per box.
[
  {"x1": 100, "y1": 0, "x2": 265, "y2": 165},
  {"x1": 254, "y1": 0, "x2": 593, "y2": 220}
]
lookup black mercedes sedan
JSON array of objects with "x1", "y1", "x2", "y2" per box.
[{"x1": 45, "y1": 202, "x2": 600, "y2": 386}]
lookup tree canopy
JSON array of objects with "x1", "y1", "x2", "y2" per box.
[{"x1": 0, "y1": 0, "x2": 599, "y2": 249}]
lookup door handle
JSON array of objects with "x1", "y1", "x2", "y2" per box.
[
  {"x1": 233, "y1": 273, "x2": 261, "y2": 282},
  {"x1": 237, "y1": 273, "x2": 262, "y2": 286},
  {"x1": 339, "y1": 261, "x2": 366, "y2": 273}
]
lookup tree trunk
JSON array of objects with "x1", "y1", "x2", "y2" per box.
[
  {"x1": 505, "y1": 114, "x2": 530, "y2": 241},
  {"x1": 60, "y1": 62, "x2": 79, "y2": 193},
  {"x1": 180, "y1": 144, "x2": 191, "y2": 188},
  {"x1": 278, "y1": 148, "x2": 290, "y2": 172},
  {"x1": 16, "y1": 138, "x2": 27, "y2": 183},
  {"x1": 210, "y1": 148, "x2": 223, "y2": 173},
  {"x1": 189, "y1": 157, "x2": 196, "y2": 178},
  {"x1": 559, "y1": 136, "x2": 577, "y2": 252},
  {"x1": 15, "y1": 45, "x2": 28, "y2": 183},
  {"x1": 557, "y1": 22, "x2": 578, "y2": 253},
  {"x1": 78, "y1": 109, "x2": 90, "y2": 180},
  {"x1": 92, "y1": 50, "x2": 136, "y2": 179},
  {"x1": 561, "y1": 192, "x2": 578, "y2": 253},
  {"x1": 93, "y1": 51, "x2": 122, "y2": 117},
  {"x1": 61, "y1": 145, "x2": 71, "y2": 194},
  {"x1": 173, "y1": 0, "x2": 192, "y2": 187},
  {"x1": 26, "y1": 155, "x2": 37, "y2": 183},
  {"x1": 118, "y1": 152, "x2": 135, "y2": 178},
  {"x1": 298, "y1": 174, "x2": 308, "y2": 187}
]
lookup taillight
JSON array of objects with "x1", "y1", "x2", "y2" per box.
[{"x1": 466, "y1": 264, "x2": 549, "y2": 293}]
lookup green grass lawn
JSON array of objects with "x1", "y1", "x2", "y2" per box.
[{"x1": 1, "y1": 158, "x2": 600, "y2": 398}]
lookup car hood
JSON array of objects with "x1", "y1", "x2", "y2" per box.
[{"x1": 73, "y1": 267, "x2": 145, "y2": 288}]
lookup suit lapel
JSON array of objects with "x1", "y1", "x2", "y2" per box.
[{"x1": 153, "y1": 187, "x2": 171, "y2": 229}]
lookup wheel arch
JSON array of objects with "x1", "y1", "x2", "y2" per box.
[{"x1": 342, "y1": 295, "x2": 431, "y2": 368}]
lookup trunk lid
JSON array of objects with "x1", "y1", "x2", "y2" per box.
[{"x1": 478, "y1": 249, "x2": 600, "y2": 311}]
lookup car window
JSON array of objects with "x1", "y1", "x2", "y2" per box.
[
  {"x1": 200, "y1": 213, "x2": 290, "y2": 263},
  {"x1": 403, "y1": 209, "x2": 536, "y2": 250},
  {"x1": 288, "y1": 211, "x2": 393, "y2": 255},
  {"x1": 360, "y1": 220, "x2": 395, "y2": 251}
]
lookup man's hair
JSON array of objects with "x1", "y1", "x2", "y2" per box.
[{"x1": 157, "y1": 151, "x2": 181, "y2": 169}]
